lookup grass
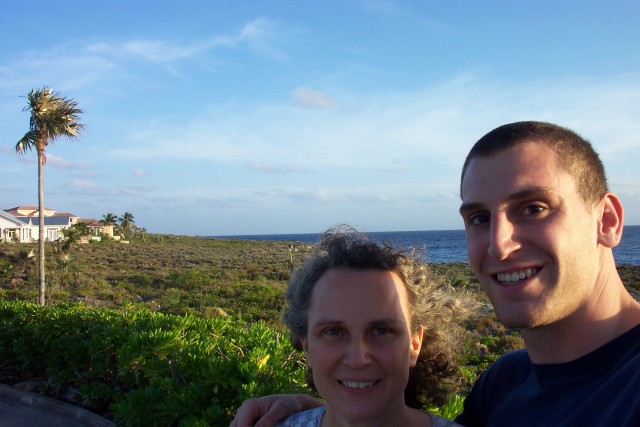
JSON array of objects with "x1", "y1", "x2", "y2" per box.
[
  {"x1": 1, "y1": 233, "x2": 638, "y2": 411},
  {"x1": 2, "y1": 232, "x2": 638, "y2": 331}
]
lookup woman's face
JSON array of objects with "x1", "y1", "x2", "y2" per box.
[{"x1": 300, "y1": 268, "x2": 423, "y2": 425}]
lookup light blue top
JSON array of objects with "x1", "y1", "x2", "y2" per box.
[{"x1": 275, "y1": 406, "x2": 463, "y2": 426}]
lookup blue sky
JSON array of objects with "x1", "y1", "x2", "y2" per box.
[{"x1": 1, "y1": 1, "x2": 639, "y2": 236}]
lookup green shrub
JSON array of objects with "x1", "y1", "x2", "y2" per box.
[
  {"x1": 0, "y1": 300, "x2": 308, "y2": 426},
  {"x1": 429, "y1": 394, "x2": 466, "y2": 420}
]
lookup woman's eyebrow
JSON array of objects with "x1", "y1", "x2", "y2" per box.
[{"x1": 311, "y1": 318, "x2": 404, "y2": 326}]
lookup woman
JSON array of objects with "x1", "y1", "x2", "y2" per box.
[{"x1": 275, "y1": 227, "x2": 463, "y2": 427}]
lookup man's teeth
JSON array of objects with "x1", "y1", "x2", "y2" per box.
[
  {"x1": 497, "y1": 268, "x2": 537, "y2": 284},
  {"x1": 341, "y1": 381, "x2": 375, "y2": 389}
]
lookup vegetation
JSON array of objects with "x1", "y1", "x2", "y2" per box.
[
  {"x1": 0, "y1": 234, "x2": 302, "y2": 325},
  {"x1": 101, "y1": 212, "x2": 118, "y2": 227},
  {"x1": 119, "y1": 212, "x2": 136, "y2": 238},
  {"x1": 0, "y1": 233, "x2": 638, "y2": 424},
  {"x1": 15, "y1": 87, "x2": 84, "y2": 306},
  {"x1": 0, "y1": 300, "x2": 308, "y2": 426}
]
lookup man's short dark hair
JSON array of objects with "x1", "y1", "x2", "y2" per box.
[{"x1": 460, "y1": 121, "x2": 608, "y2": 205}]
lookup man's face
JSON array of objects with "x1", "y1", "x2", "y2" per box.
[{"x1": 459, "y1": 141, "x2": 602, "y2": 330}]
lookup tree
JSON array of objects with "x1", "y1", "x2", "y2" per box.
[
  {"x1": 100, "y1": 213, "x2": 118, "y2": 226},
  {"x1": 119, "y1": 212, "x2": 135, "y2": 235},
  {"x1": 100, "y1": 213, "x2": 119, "y2": 237},
  {"x1": 15, "y1": 87, "x2": 83, "y2": 306},
  {"x1": 58, "y1": 223, "x2": 90, "y2": 254}
]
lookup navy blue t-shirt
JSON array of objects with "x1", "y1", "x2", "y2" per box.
[{"x1": 455, "y1": 324, "x2": 640, "y2": 426}]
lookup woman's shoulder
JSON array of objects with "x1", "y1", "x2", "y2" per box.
[
  {"x1": 428, "y1": 413, "x2": 464, "y2": 427},
  {"x1": 275, "y1": 406, "x2": 325, "y2": 427}
]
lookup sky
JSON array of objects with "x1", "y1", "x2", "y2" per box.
[{"x1": 1, "y1": 1, "x2": 639, "y2": 236}]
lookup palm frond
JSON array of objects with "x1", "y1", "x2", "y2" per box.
[
  {"x1": 15, "y1": 130, "x2": 38, "y2": 154},
  {"x1": 20, "y1": 87, "x2": 84, "y2": 153}
]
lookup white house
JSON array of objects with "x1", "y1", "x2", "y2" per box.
[
  {"x1": 3, "y1": 206, "x2": 80, "y2": 243},
  {"x1": 2, "y1": 206, "x2": 120, "y2": 243},
  {"x1": 0, "y1": 210, "x2": 31, "y2": 243},
  {"x1": 78, "y1": 218, "x2": 116, "y2": 239}
]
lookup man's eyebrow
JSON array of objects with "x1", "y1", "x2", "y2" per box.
[
  {"x1": 459, "y1": 202, "x2": 484, "y2": 216},
  {"x1": 459, "y1": 187, "x2": 553, "y2": 216}
]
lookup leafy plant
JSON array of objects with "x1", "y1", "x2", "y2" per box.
[{"x1": 0, "y1": 301, "x2": 308, "y2": 426}]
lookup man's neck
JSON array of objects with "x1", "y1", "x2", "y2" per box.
[{"x1": 522, "y1": 272, "x2": 640, "y2": 364}]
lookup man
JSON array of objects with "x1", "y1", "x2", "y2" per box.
[{"x1": 231, "y1": 121, "x2": 640, "y2": 426}]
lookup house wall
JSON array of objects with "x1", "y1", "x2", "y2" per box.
[
  {"x1": 0, "y1": 216, "x2": 28, "y2": 243},
  {"x1": 4, "y1": 208, "x2": 87, "y2": 243}
]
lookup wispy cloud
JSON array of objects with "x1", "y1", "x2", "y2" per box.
[
  {"x1": 293, "y1": 87, "x2": 336, "y2": 109},
  {"x1": 0, "y1": 18, "x2": 286, "y2": 91},
  {"x1": 348, "y1": 193, "x2": 394, "y2": 205},
  {"x1": 69, "y1": 179, "x2": 101, "y2": 192},
  {"x1": 104, "y1": 70, "x2": 640, "y2": 199},
  {"x1": 122, "y1": 184, "x2": 155, "y2": 197},
  {"x1": 16, "y1": 153, "x2": 90, "y2": 169},
  {"x1": 255, "y1": 188, "x2": 336, "y2": 203},
  {"x1": 362, "y1": 0, "x2": 451, "y2": 31},
  {"x1": 0, "y1": 46, "x2": 121, "y2": 92},
  {"x1": 238, "y1": 18, "x2": 289, "y2": 61},
  {"x1": 118, "y1": 38, "x2": 232, "y2": 64},
  {"x1": 82, "y1": 18, "x2": 283, "y2": 66},
  {"x1": 245, "y1": 161, "x2": 306, "y2": 173}
]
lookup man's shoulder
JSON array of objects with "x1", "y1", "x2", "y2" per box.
[
  {"x1": 484, "y1": 348, "x2": 532, "y2": 376},
  {"x1": 466, "y1": 349, "x2": 533, "y2": 401}
]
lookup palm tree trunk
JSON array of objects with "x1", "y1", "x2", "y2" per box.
[{"x1": 37, "y1": 151, "x2": 46, "y2": 306}]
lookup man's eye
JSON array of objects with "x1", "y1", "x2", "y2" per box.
[
  {"x1": 522, "y1": 204, "x2": 546, "y2": 216},
  {"x1": 468, "y1": 213, "x2": 489, "y2": 225}
]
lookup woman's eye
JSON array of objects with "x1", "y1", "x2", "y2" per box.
[
  {"x1": 324, "y1": 327, "x2": 342, "y2": 336},
  {"x1": 372, "y1": 327, "x2": 391, "y2": 336}
]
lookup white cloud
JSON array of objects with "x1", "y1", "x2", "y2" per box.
[
  {"x1": 121, "y1": 185, "x2": 155, "y2": 197},
  {"x1": 293, "y1": 87, "x2": 336, "y2": 109},
  {"x1": 255, "y1": 188, "x2": 336, "y2": 203},
  {"x1": 105, "y1": 71, "x2": 640, "y2": 193},
  {"x1": 0, "y1": 18, "x2": 286, "y2": 92},
  {"x1": 238, "y1": 18, "x2": 289, "y2": 61},
  {"x1": 244, "y1": 161, "x2": 307, "y2": 173},
  {"x1": 15, "y1": 153, "x2": 89, "y2": 169},
  {"x1": 70, "y1": 179, "x2": 100, "y2": 192}
]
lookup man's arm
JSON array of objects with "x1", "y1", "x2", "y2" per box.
[{"x1": 229, "y1": 394, "x2": 322, "y2": 427}]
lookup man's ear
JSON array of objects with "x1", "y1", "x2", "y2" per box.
[
  {"x1": 410, "y1": 326, "x2": 424, "y2": 367},
  {"x1": 301, "y1": 336, "x2": 309, "y2": 353},
  {"x1": 597, "y1": 192, "x2": 624, "y2": 248}
]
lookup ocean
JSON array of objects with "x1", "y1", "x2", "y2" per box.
[{"x1": 217, "y1": 225, "x2": 640, "y2": 266}]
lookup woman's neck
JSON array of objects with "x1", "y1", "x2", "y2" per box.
[{"x1": 321, "y1": 405, "x2": 430, "y2": 427}]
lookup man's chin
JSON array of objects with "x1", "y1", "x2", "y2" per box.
[{"x1": 494, "y1": 312, "x2": 535, "y2": 330}]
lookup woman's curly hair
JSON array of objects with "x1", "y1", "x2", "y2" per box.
[{"x1": 283, "y1": 225, "x2": 463, "y2": 407}]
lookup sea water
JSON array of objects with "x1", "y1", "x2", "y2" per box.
[{"x1": 216, "y1": 225, "x2": 640, "y2": 265}]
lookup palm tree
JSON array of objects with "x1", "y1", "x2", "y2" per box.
[
  {"x1": 15, "y1": 87, "x2": 83, "y2": 306},
  {"x1": 100, "y1": 212, "x2": 118, "y2": 226},
  {"x1": 100, "y1": 212, "x2": 119, "y2": 237},
  {"x1": 119, "y1": 212, "x2": 135, "y2": 235}
]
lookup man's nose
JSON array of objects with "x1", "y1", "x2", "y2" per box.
[{"x1": 487, "y1": 214, "x2": 521, "y2": 260}]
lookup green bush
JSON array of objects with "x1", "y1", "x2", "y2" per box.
[{"x1": 0, "y1": 300, "x2": 308, "y2": 426}]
